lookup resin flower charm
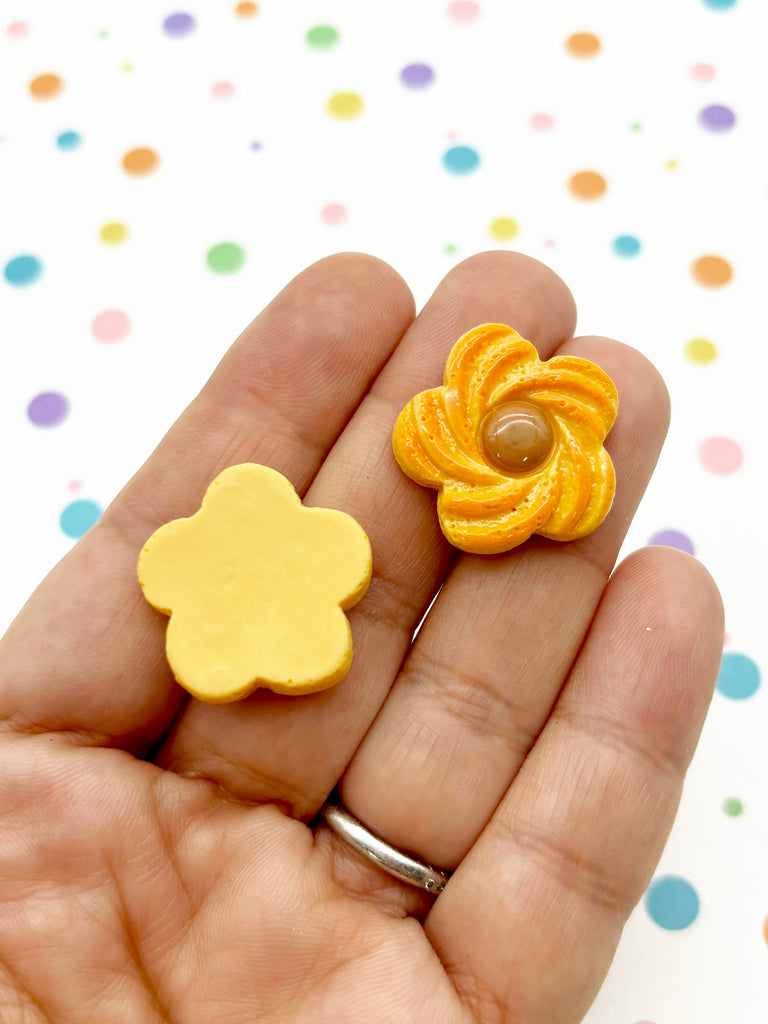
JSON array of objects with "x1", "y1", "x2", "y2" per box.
[
  {"x1": 392, "y1": 323, "x2": 618, "y2": 554},
  {"x1": 137, "y1": 463, "x2": 372, "y2": 701}
]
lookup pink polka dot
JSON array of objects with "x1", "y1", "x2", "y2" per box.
[
  {"x1": 91, "y1": 310, "x2": 131, "y2": 343},
  {"x1": 698, "y1": 436, "x2": 743, "y2": 474},
  {"x1": 320, "y1": 203, "x2": 347, "y2": 225},
  {"x1": 6, "y1": 21, "x2": 29, "y2": 38},
  {"x1": 691, "y1": 63, "x2": 716, "y2": 82},
  {"x1": 212, "y1": 81, "x2": 235, "y2": 99},
  {"x1": 68, "y1": 480, "x2": 83, "y2": 493},
  {"x1": 529, "y1": 112, "x2": 554, "y2": 131},
  {"x1": 448, "y1": 1, "x2": 480, "y2": 22}
]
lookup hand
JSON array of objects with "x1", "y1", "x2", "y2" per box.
[{"x1": 0, "y1": 253, "x2": 723, "y2": 1023}]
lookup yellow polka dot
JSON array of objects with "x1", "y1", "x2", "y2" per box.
[
  {"x1": 565, "y1": 32, "x2": 601, "y2": 58},
  {"x1": 29, "y1": 73, "x2": 64, "y2": 100},
  {"x1": 235, "y1": 1, "x2": 260, "y2": 15},
  {"x1": 684, "y1": 337, "x2": 718, "y2": 365},
  {"x1": 327, "y1": 92, "x2": 364, "y2": 121},
  {"x1": 567, "y1": 170, "x2": 607, "y2": 200},
  {"x1": 100, "y1": 222, "x2": 129, "y2": 246},
  {"x1": 121, "y1": 62, "x2": 134, "y2": 73},
  {"x1": 691, "y1": 255, "x2": 732, "y2": 288},
  {"x1": 664, "y1": 158, "x2": 679, "y2": 170},
  {"x1": 489, "y1": 217, "x2": 519, "y2": 242},
  {"x1": 122, "y1": 147, "x2": 159, "y2": 176}
]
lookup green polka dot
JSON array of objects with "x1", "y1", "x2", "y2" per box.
[
  {"x1": 306, "y1": 25, "x2": 339, "y2": 50},
  {"x1": 206, "y1": 242, "x2": 245, "y2": 275},
  {"x1": 723, "y1": 797, "x2": 743, "y2": 817},
  {"x1": 444, "y1": 243, "x2": 458, "y2": 256}
]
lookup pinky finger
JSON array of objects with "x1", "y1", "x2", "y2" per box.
[{"x1": 425, "y1": 546, "x2": 724, "y2": 1024}]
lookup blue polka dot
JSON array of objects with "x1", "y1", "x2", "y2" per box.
[
  {"x1": 56, "y1": 130, "x2": 82, "y2": 151},
  {"x1": 702, "y1": 0, "x2": 737, "y2": 8},
  {"x1": 645, "y1": 875, "x2": 700, "y2": 930},
  {"x1": 443, "y1": 145, "x2": 480, "y2": 175},
  {"x1": 716, "y1": 652, "x2": 761, "y2": 700},
  {"x1": 60, "y1": 499, "x2": 103, "y2": 539},
  {"x1": 612, "y1": 234, "x2": 641, "y2": 258},
  {"x1": 4, "y1": 254, "x2": 43, "y2": 287}
]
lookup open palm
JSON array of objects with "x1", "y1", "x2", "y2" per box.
[{"x1": 0, "y1": 253, "x2": 723, "y2": 1023}]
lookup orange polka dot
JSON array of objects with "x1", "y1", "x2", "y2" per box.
[
  {"x1": 691, "y1": 255, "x2": 733, "y2": 288},
  {"x1": 29, "y1": 73, "x2": 64, "y2": 100},
  {"x1": 568, "y1": 170, "x2": 607, "y2": 200},
  {"x1": 566, "y1": 32, "x2": 601, "y2": 58},
  {"x1": 235, "y1": 1, "x2": 259, "y2": 15},
  {"x1": 122, "y1": 147, "x2": 159, "y2": 176},
  {"x1": 763, "y1": 913, "x2": 768, "y2": 946}
]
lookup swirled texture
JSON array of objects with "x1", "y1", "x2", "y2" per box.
[{"x1": 392, "y1": 324, "x2": 618, "y2": 554}]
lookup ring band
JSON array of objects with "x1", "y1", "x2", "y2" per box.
[{"x1": 320, "y1": 803, "x2": 451, "y2": 895}]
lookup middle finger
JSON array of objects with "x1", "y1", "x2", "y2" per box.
[{"x1": 158, "y1": 252, "x2": 577, "y2": 815}]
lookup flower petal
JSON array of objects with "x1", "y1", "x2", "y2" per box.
[
  {"x1": 540, "y1": 446, "x2": 615, "y2": 541},
  {"x1": 501, "y1": 356, "x2": 617, "y2": 437},
  {"x1": 438, "y1": 473, "x2": 561, "y2": 553},
  {"x1": 393, "y1": 389, "x2": 499, "y2": 487},
  {"x1": 445, "y1": 324, "x2": 539, "y2": 416}
]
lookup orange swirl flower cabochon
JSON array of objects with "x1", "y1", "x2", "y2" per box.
[{"x1": 392, "y1": 324, "x2": 618, "y2": 554}]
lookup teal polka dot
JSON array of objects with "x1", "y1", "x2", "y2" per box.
[
  {"x1": 645, "y1": 875, "x2": 700, "y2": 930},
  {"x1": 56, "y1": 130, "x2": 82, "y2": 151},
  {"x1": 612, "y1": 234, "x2": 641, "y2": 258},
  {"x1": 702, "y1": 0, "x2": 737, "y2": 8},
  {"x1": 60, "y1": 499, "x2": 102, "y2": 539},
  {"x1": 4, "y1": 254, "x2": 43, "y2": 287},
  {"x1": 443, "y1": 145, "x2": 480, "y2": 175},
  {"x1": 716, "y1": 652, "x2": 760, "y2": 700}
]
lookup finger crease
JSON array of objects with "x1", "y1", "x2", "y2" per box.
[{"x1": 402, "y1": 653, "x2": 537, "y2": 750}]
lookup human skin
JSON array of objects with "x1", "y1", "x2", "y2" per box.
[{"x1": 0, "y1": 251, "x2": 723, "y2": 1023}]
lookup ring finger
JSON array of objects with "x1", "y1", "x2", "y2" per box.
[{"x1": 339, "y1": 335, "x2": 670, "y2": 869}]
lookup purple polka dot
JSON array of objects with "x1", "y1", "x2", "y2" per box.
[
  {"x1": 27, "y1": 391, "x2": 69, "y2": 427},
  {"x1": 698, "y1": 104, "x2": 736, "y2": 132},
  {"x1": 400, "y1": 63, "x2": 435, "y2": 88},
  {"x1": 649, "y1": 529, "x2": 695, "y2": 555},
  {"x1": 163, "y1": 12, "x2": 196, "y2": 37}
]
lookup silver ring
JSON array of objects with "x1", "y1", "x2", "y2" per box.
[{"x1": 320, "y1": 803, "x2": 451, "y2": 895}]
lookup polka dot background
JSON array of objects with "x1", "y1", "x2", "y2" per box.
[{"x1": 1, "y1": 0, "x2": 766, "y2": 1019}]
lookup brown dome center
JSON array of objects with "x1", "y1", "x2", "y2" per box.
[{"x1": 480, "y1": 402, "x2": 554, "y2": 473}]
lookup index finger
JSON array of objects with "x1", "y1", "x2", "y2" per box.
[{"x1": 0, "y1": 254, "x2": 415, "y2": 751}]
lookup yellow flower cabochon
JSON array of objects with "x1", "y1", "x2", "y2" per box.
[
  {"x1": 392, "y1": 324, "x2": 618, "y2": 554},
  {"x1": 137, "y1": 464, "x2": 372, "y2": 702}
]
